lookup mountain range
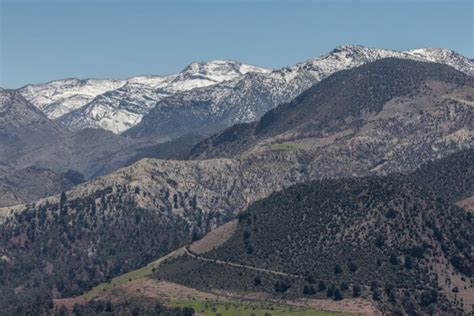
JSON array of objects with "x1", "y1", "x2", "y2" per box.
[
  {"x1": 18, "y1": 45, "x2": 473, "y2": 138},
  {"x1": 19, "y1": 61, "x2": 271, "y2": 134},
  {"x1": 0, "y1": 45, "x2": 473, "y2": 315},
  {"x1": 1, "y1": 57, "x2": 472, "y2": 314}
]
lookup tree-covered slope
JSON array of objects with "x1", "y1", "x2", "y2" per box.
[
  {"x1": 190, "y1": 58, "x2": 472, "y2": 159},
  {"x1": 156, "y1": 150, "x2": 474, "y2": 315},
  {"x1": 0, "y1": 183, "x2": 229, "y2": 314},
  {"x1": 411, "y1": 148, "x2": 474, "y2": 203}
]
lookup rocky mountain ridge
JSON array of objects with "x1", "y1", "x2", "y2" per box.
[
  {"x1": 19, "y1": 61, "x2": 271, "y2": 133},
  {"x1": 17, "y1": 45, "x2": 473, "y2": 136}
]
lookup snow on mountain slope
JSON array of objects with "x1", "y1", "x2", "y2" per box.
[
  {"x1": 54, "y1": 61, "x2": 271, "y2": 133},
  {"x1": 406, "y1": 48, "x2": 474, "y2": 73},
  {"x1": 19, "y1": 79, "x2": 127, "y2": 119},
  {"x1": 125, "y1": 45, "x2": 474, "y2": 139},
  {"x1": 19, "y1": 46, "x2": 473, "y2": 135}
]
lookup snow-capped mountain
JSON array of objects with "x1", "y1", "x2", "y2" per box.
[
  {"x1": 19, "y1": 61, "x2": 270, "y2": 133},
  {"x1": 18, "y1": 45, "x2": 473, "y2": 136},
  {"x1": 125, "y1": 45, "x2": 474, "y2": 139},
  {"x1": 19, "y1": 79, "x2": 127, "y2": 119}
]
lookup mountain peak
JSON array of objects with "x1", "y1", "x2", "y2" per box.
[
  {"x1": 331, "y1": 44, "x2": 367, "y2": 52},
  {"x1": 181, "y1": 59, "x2": 271, "y2": 80}
]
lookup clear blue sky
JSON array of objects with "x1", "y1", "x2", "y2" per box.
[{"x1": 1, "y1": 0, "x2": 473, "y2": 88}]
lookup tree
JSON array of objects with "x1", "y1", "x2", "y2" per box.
[
  {"x1": 347, "y1": 261, "x2": 358, "y2": 272},
  {"x1": 192, "y1": 229, "x2": 200, "y2": 241},
  {"x1": 334, "y1": 264, "x2": 342, "y2": 274},
  {"x1": 352, "y1": 284, "x2": 361, "y2": 297},
  {"x1": 305, "y1": 273, "x2": 315, "y2": 284},
  {"x1": 404, "y1": 256, "x2": 412, "y2": 269},
  {"x1": 105, "y1": 301, "x2": 112, "y2": 312},
  {"x1": 390, "y1": 254, "x2": 398, "y2": 265},
  {"x1": 72, "y1": 304, "x2": 82, "y2": 316},
  {"x1": 303, "y1": 285, "x2": 310, "y2": 295},
  {"x1": 246, "y1": 244, "x2": 254, "y2": 254},
  {"x1": 420, "y1": 289, "x2": 438, "y2": 306},
  {"x1": 303, "y1": 285, "x2": 316, "y2": 295},
  {"x1": 318, "y1": 280, "x2": 326, "y2": 292},
  {"x1": 253, "y1": 276, "x2": 261, "y2": 286},
  {"x1": 333, "y1": 288, "x2": 343, "y2": 301},
  {"x1": 385, "y1": 283, "x2": 396, "y2": 302},
  {"x1": 326, "y1": 284, "x2": 335, "y2": 298},
  {"x1": 183, "y1": 307, "x2": 194, "y2": 316},
  {"x1": 59, "y1": 191, "x2": 68, "y2": 218},
  {"x1": 372, "y1": 288, "x2": 381, "y2": 301},
  {"x1": 274, "y1": 280, "x2": 290, "y2": 293},
  {"x1": 60, "y1": 191, "x2": 67, "y2": 205},
  {"x1": 340, "y1": 282, "x2": 349, "y2": 291},
  {"x1": 58, "y1": 306, "x2": 68, "y2": 316}
]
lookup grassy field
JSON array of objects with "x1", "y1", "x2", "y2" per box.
[
  {"x1": 172, "y1": 300, "x2": 354, "y2": 316},
  {"x1": 270, "y1": 143, "x2": 298, "y2": 152},
  {"x1": 82, "y1": 254, "x2": 169, "y2": 300}
]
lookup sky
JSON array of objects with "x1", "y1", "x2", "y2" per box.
[{"x1": 1, "y1": 0, "x2": 473, "y2": 88}]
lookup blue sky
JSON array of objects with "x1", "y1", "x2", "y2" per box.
[{"x1": 1, "y1": 0, "x2": 473, "y2": 88}]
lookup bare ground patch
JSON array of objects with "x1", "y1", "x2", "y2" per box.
[
  {"x1": 456, "y1": 195, "x2": 474, "y2": 212},
  {"x1": 189, "y1": 219, "x2": 238, "y2": 254}
]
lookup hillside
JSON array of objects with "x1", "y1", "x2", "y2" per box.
[
  {"x1": 411, "y1": 148, "x2": 474, "y2": 203},
  {"x1": 156, "y1": 160, "x2": 474, "y2": 314},
  {"x1": 1, "y1": 148, "x2": 471, "y2": 314},
  {"x1": 50, "y1": 150, "x2": 472, "y2": 314},
  {"x1": 0, "y1": 90, "x2": 199, "y2": 207},
  {"x1": 191, "y1": 58, "x2": 472, "y2": 159}
]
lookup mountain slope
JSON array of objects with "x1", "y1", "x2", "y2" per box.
[
  {"x1": 411, "y1": 148, "x2": 474, "y2": 203},
  {"x1": 0, "y1": 90, "x2": 69, "y2": 163},
  {"x1": 191, "y1": 58, "x2": 473, "y2": 159},
  {"x1": 126, "y1": 45, "x2": 473, "y2": 139},
  {"x1": 18, "y1": 78, "x2": 127, "y2": 119},
  {"x1": 0, "y1": 90, "x2": 78, "y2": 206},
  {"x1": 0, "y1": 90, "x2": 197, "y2": 207},
  {"x1": 53, "y1": 149, "x2": 473, "y2": 314},
  {"x1": 156, "y1": 154, "x2": 474, "y2": 314},
  {"x1": 18, "y1": 61, "x2": 270, "y2": 134},
  {"x1": 17, "y1": 46, "x2": 473, "y2": 136}
]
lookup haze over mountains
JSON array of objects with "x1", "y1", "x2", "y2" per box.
[{"x1": 0, "y1": 45, "x2": 473, "y2": 315}]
